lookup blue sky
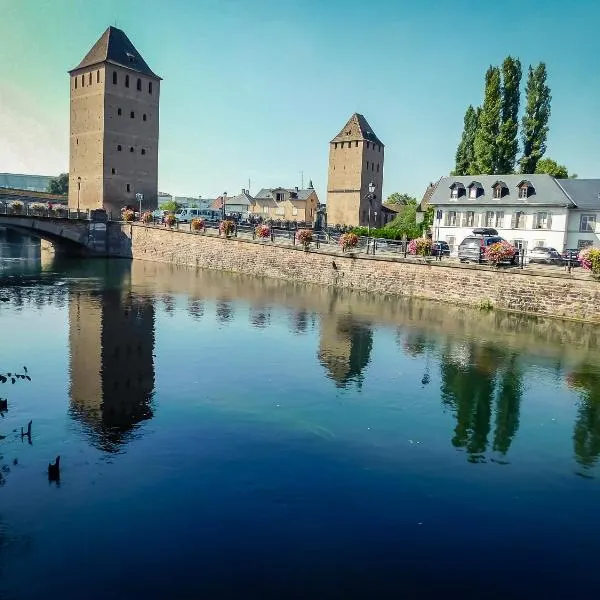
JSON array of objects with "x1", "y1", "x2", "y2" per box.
[{"x1": 1, "y1": 0, "x2": 599, "y2": 201}]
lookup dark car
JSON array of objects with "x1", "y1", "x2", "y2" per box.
[
  {"x1": 431, "y1": 241, "x2": 451, "y2": 257},
  {"x1": 458, "y1": 229, "x2": 518, "y2": 264},
  {"x1": 562, "y1": 248, "x2": 581, "y2": 267},
  {"x1": 529, "y1": 246, "x2": 563, "y2": 265}
]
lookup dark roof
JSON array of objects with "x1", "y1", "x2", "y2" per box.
[
  {"x1": 556, "y1": 179, "x2": 600, "y2": 210},
  {"x1": 330, "y1": 113, "x2": 383, "y2": 145},
  {"x1": 70, "y1": 26, "x2": 160, "y2": 79},
  {"x1": 255, "y1": 187, "x2": 317, "y2": 201},
  {"x1": 430, "y1": 174, "x2": 574, "y2": 207},
  {"x1": 0, "y1": 188, "x2": 66, "y2": 202}
]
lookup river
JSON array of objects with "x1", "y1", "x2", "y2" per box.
[{"x1": 1, "y1": 231, "x2": 600, "y2": 599}]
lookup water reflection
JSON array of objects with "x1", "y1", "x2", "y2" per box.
[{"x1": 68, "y1": 288, "x2": 155, "y2": 453}]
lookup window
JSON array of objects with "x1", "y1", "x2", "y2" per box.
[
  {"x1": 451, "y1": 188, "x2": 459, "y2": 199},
  {"x1": 130, "y1": 111, "x2": 135, "y2": 118},
  {"x1": 143, "y1": 114, "x2": 147, "y2": 121},
  {"x1": 76, "y1": 138, "x2": 78, "y2": 145},
  {"x1": 117, "y1": 145, "x2": 122, "y2": 151},
  {"x1": 111, "y1": 168, "x2": 116, "y2": 174},
  {"x1": 276, "y1": 207, "x2": 284, "y2": 216},
  {"x1": 366, "y1": 142, "x2": 370, "y2": 149},
  {"x1": 469, "y1": 187, "x2": 478, "y2": 199},
  {"x1": 534, "y1": 240, "x2": 545, "y2": 248},
  {"x1": 97, "y1": 70, "x2": 100, "y2": 83},
  {"x1": 534, "y1": 212, "x2": 549, "y2": 229},
  {"x1": 137, "y1": 78, "x2": 142, "y2": 91},
  {"x1": 263, "y1": 205, "x2": 269, "y2": 214},
  {"x1": 117, "y1": 108, "x2": 122, "y2": 116},
  {"x1": 129, "y1": 147, "x2": 134, "y2": 153},
  {"x1": 148, "y1": 81, "x2": 153, "y2": 94},
  {"x1": 355, "y1": 141, "x2": 358, "y2": 147},
  {"x1": 462, "y1": 211, "x2": 475, "y2": 227},
  {"x1": 485, "y1": 211, "x2": 494, "y2": 227},
  {"x1": 580, "y1": 214, "x2": 596, "y2": 232},
  {"x1": 141, "y1": 148, "x2": 146, "y2": 155},
  {"x1": 126, "y1": 184, "x2": 131, "y2": 192},
  {"x1": 444, "y1": 211, "x2": 457, "y2": 226},
  {"x1": 113, "y1": 71, "x2": 117, "y2": 85},
  {"x1": 512, "y1": 211, "x2": 526, "y2": 228},
  {"x1": 578, "y1": 239, "x2": 593, "y2": 249},
  {"x1": 74, "y1": 77, "x2": 77, "y2": 89},
  {"x1": 512, "y1": 239, "x2": 526, "y2": 250},
  {"x1": 81, "y1": 75, "x2": 85, "y2": 87},
  {"x1": 519, "y1": 186, "x2": 529, "y2": 199},
  {"x1": 310, "y1": 209, "x2": 314, "y2": 218},
  {"x1": 446, "y1": 236, "x2": 456, "y2": 251},
  {"x1": 125, "y1": 75, "x2": 130, "y2": 88},
  {"x1": 494, "y1": 211, "x2": 504, "y2": 228},
  {"x1": 88, "y1": 72, "x2": 92, "y2": 85},
  {"x1": 493, "y1": 186, "x2": 503, "y2": 199},
  {"x1": 292, "y1": 207, "x2": 298, "y2": 216},
  {"x1": 276, "y1": 192, "x2": 284, "y2": 202},
  {"x1": 377, "y1": 163, "x2": 380, "y2": 172}
]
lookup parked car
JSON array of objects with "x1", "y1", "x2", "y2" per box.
[
  {"x1": 458, "y1": 229, "x2": 518, "y2": 264},
  {"x1": 529, "y1": 247, "x2": 563, "y2": 265},
  {"x1": 175, "y1": 208, "x2": 206, "y2": 223},
  {"x1": 431, "y1": 241, "x2": 450, "y2": 257},
  {"x1": 562, "y1": 248, "x2": 581, "y2": 267}
]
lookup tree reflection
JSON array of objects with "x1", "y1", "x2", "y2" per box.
[
  {"x1": 187, "y1": 299, "x2": 204, "y2": 320},
  {"x1": 249, "y1": 305, "x2": 270, "y2": 329},
  {"x1": 441, "y1": 343, "x2": 523, "y2": 462},
  {"x1": 291, "y1": 309, "x2": 308, "y2": 334},
  {"x1": 567, "y1": 364, "x2": 600, "y2": 471},
  {"x1": 216, "y1": 301, "x2": 233, "y2": 324}
]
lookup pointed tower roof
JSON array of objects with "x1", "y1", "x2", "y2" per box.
[
  {"x1": 330, "y1": 113, "x2": 383, "y2": 146},
  {"x1": 308, "y1": 179, "x2": 314, "y2": 189},
  {"x1": 69, "y1": 26, "x2": 161, "y2": 79}
]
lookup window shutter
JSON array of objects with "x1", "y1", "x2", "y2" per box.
[
  {"x1": 511, "y1": 213, "x2": 516, "y2": 228},
  {"x1": 443, "y1": 212, "x2": 449, "y2": 226},
  {"x1": 461, "y1": 212, "x2": 467, "y2": 227},
  {"x1": 547, "y1": 213, "x2": 552, "y2": 230},
  {"x1": 533, "y1": 213, "x2": 538, "y2": 229}
]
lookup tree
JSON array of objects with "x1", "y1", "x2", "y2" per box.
[
  {"x1": 383, "y1": 203, "x2": 422, "y2": 239},
  {"x1": 534, "y1": 158, "x2": 572, "y2": 178},
  {"x1": 496, "y1": 56, "x2": 522, "y2": 174},
  {"x1": 474, "y1": 66, "x2": 502, "y2": 174},
  {"x1": 385, "y1": 192, "x2": 417, "y2": 206},
  {"x1": 159, "y1": 200, "x2": 181, "y2": 213},
  {"x1": 520, "y1": 63, "x2": 551, "y2": 174},
  {"x1": 453, "y1": 105, "x2": 479, "y2": 175},
  {"x1": 47, "y1": 173, "x2": 68, "y2": 195}
]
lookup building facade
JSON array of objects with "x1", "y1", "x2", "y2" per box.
[
  {"x1": 212, "y1": 189, "x2": 254, "y2": 219},
  {"x1": 251, "y1": 185, "x2": 319, "y2": 223},
  {"x1": 68, "y1": 27, "x2": 161, "y2": 217},
  {"x1": 427, "y1": 174, "x2": 600, "y2": 254},
  {"x1": 326, "y1": 113, "x2": 385, "y2": 227}
]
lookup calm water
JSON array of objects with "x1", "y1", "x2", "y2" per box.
[{"x1": 2, "y1": 231, "x2": 600, "y2": 599}]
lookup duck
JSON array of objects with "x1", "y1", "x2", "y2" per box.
[
  {"x1": 48, "y1": 456, "x2": 60, "y2": 481},
  {"x1": 0, "y1": 398, "x2": 7, "y2": 411}
]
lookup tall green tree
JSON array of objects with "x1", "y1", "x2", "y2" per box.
[
  {"x1": 47, "y1": 173, "x2": 68, "y2": 195},
  {"x1": 385, "y1": 192, "x2": 417, "y2": 206},
  {"x1": 496, "y1": 56, "x2": 522, "y2": 174},
  {"x1": 534, "y1": 158, "x2": 572, "y2": 178},
  {"x1": 474, "y1": 66, "x2": 502, "y2": 174},
  {"x1": 453, "y1": 105, "x2": 479, "y2": 175},
  {"x1": 520, "y1": 63, "x2": 551, "y2": 174}
]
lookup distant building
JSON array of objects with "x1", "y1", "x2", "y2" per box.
[
  {"x1": 0, "y1": 173, "x2": 55, "y2": 192},
  {"x1": 426, "y1": 174, "x2": 600, "y2": 254},
  {"x1": 68, "y1": 26, "x2": 161, "y2": 216},
  {"x1": 212, "y1": 189, "x2": 254, "y2": 219},
  {"x1": 326, "y1": 113, "x2": 385, "y2": 227},
  {"x1": 251, "y1": 184, "x2": 319, "y2": 223}
]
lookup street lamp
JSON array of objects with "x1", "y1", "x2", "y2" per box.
[
  {"x1": 366, "y1": 181, "x2": 376, "y2": 239},
  {"x1": 136, "y1": 193, "x2": 143, "y2": 219},
  {"x1": 77, "y1": 176, "x2": 81, "y2": 216},
  {"x1": 222, "y1": 192, "x2": 227, "y2": 220}
]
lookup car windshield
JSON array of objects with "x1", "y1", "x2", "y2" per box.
[{"x1": 461, "y1": 238, "x2": 480, "y2": 248}]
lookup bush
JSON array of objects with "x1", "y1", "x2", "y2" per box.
[
  {"x1": 29, "y1": 202, "x2": 47, "y2": 215},
  {"x1": 339, "y1": 232, "x2": 359, "y2": 251},
  {"x1": 52, "y1": 205, "x2": 67, "y2": 217},
  {"x1": 484, "y1": 241, "x2": 517, "y2": 266},
  {"x1": 408, "y1": 237, "x2": 432, "y2": 256},
  {"x1": 191, "y1": 218, "x2": 205, "y2": 232},
  {"x1": 579, "y1": 247, "x2": 600, "y2": 279},
  {"x1": 142, "y1": 211, "x2": 153, "y2": 224},
  {"x1": 296, "y1": 229, "x2": 313, "y2": 249},
  {"x1": 122, "y1": 209, "x2": 135, "y2": 222},
  {"x1": 255, "y1": 224, "x2": 270, "y2": 239},
  {"x1": 164, "y1": 213, "x2": 176, "y2": 227},
  {"x1": 352, "y1": 226, "x2": 405, "y2": 240},
  {"x1": 219, "y1": 220, "x2": 235, "y2": 236},
  {"x1": 9, "y1": 201, "x2": 23, "y2": 214}
]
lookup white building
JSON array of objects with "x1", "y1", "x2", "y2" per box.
[{"x1": 426, "y1": 174, "x2": 600, "y2": 254}]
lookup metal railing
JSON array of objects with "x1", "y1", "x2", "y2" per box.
[{"x1": 0, "y1": 202, "x2": 104, "y2": 221}]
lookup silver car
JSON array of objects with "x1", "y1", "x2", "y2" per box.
[{"x1": 528, "y1": 247, "x2": 563, "y2": 265}]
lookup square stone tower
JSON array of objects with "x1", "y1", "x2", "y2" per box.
[
  {"x1": 68, "y1": 27, "x2": 161, "y2": 217},
  {"x1": 326, "y1": 113, "x2": 384, "y2": 227}
]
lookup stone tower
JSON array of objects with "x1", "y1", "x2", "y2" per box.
[
  {"x1": 326, "y1": 113, "x2": 384, "y2": 227},
  {"x1": 68, "y1": 27, "x2": 161, "y2": 217}
]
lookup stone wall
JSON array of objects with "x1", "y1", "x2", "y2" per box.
[{"x1": 123, "y1": 224, "x2": 600, "y2": 323}]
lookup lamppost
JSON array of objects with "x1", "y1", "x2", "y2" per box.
[
  {"x1": 222, "y1": 192, "x2": 227, "y2": 220},
  {"x1": 365, "y1": 182, "x2": 376, "y2": 250},
  {"x1": 136, "y1": 193, "x2": 143, "y2": 220},
  {"x1": 77, "y1": 176, "x2": 81, "y2": 217}
]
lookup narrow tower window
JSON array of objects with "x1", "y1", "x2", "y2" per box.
[
  {"x1": 111, "y1": 168, "x2": 116, "y2": 174},
  {"x1": 97, "y1": 70, "x2": 100, "y2": 83},
  {"x1": 126, "y1": 184, "x2": 131, "y2": 192},
  {"x1": 130, "y1": 111, "x2": 135, "y2": 119},
  {"x1": 74, "y1": 77, "x2": 78, "y2": 89},
  {"x1": 117, "y1": 108, "x2": 122, "y2": 116},
  {"x1": 141, "y1": 148, "x2": 146, "y2": 155},
  {"x1": 142, "y1": 114, "x2": 147, "y2": 121},
  {"x1": 137, "y1": 78, "x2": 142, "y2": 91},
  {"x1": 81, "y1": 75, "x2": 85, "y2": 87},
  {"x1": 117, "y1": 145, "x2": 122, "y2": 151},
  {"x1": 113, "y1": 71, "x2": 117, "y2": 85},
  {"x1": 125, "y1": 75, "x2": 130, "y2": 88},
  {"x1": 88, "y1": 72, "x2": 92, "y2": 85},
  {"x1": 129, "y1": 147, "x2": 134, "y2": 153},
  {"x1": 148, "y1": 81, "x2": 153, "y2": 94}
]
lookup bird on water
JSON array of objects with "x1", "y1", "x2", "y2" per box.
[{"x1": 48, "y1": 456, "x2": 60, "y2": 482}]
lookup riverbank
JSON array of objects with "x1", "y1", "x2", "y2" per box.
[{"x1": 119, "y1": 223, "x2": 600, "y2": 323}]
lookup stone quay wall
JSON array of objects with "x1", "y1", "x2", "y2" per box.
[{"x1": 120, "y1": 224, "x2": 600, "y2": 323}]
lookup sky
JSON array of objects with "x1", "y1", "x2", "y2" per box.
[{"x1": 1, "y1": 0, "x2": 599, "y2": 201}]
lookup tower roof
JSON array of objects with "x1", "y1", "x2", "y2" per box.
[
  {"x1": 330, "y1": 113, "x2": 383, "y2": 145},
  {"x1": 69, "y1": 26, "x2": 161, "y2": 79}
]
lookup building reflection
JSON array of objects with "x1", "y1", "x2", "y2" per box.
[
  {"x1": 318, "y1": 313, "x2": 373, "y2": 389},
  {"x1": 68, "y1": 289, "x2": 155, "y2": 452}
]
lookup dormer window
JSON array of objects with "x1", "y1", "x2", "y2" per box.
[
  {"x1": 449, "y1": 182, "x2": 465, "y2": 199},
  {"x1": 493, "y1": 181, "x2": 508, "y2": 199},
  {"x1": 518, "y1": 181, "x2": 533, "y2": 199},
  {"x1": 468, "y1": 182, "x2": 483, "y2": 199}
]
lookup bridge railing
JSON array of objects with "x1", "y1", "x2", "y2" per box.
[{"x1": 0, "y1": 202, "x2": 104, "y2": 221}]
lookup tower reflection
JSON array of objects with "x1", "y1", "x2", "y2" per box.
[{"x1": 68, "y1": 288, "x2": 155, "y2": 452}]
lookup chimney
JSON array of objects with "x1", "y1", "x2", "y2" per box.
[{"x1": 295, "y1": 186, "x2": 299, "y2": 192}]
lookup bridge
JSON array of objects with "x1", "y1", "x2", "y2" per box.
[{"x1": 0, "y1": 209, "x2": 120, "y2": 256}]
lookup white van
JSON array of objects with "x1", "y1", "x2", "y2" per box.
[{"x1": 175, "y1": 208, "x2": 203, "y2": 223}]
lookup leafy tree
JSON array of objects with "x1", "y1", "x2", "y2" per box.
[
  {"x1": 159, "y1": 200, "x2": 181, "y2": 213},
  {"x1": 520, "y1": 63, "x2": 551, "y2": 174},
  {"x1": 534, "y1": 158, "x2": 572, "y2": 178},
  {"x1": 474, "y1": 66, "x2": 502, "y2": 174},
  {"x1": 497, "y1": 56, "x2": 522, "y2": 174},
  {"x1": 47, "y1": 173, "x2": 69, "y2": 195},
  {"x1": 453, "y1": 105, "x2": 479, "y2": 175},
  {"x1": 385, "y1": 192, "x2": 417, "y2": 206}
]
